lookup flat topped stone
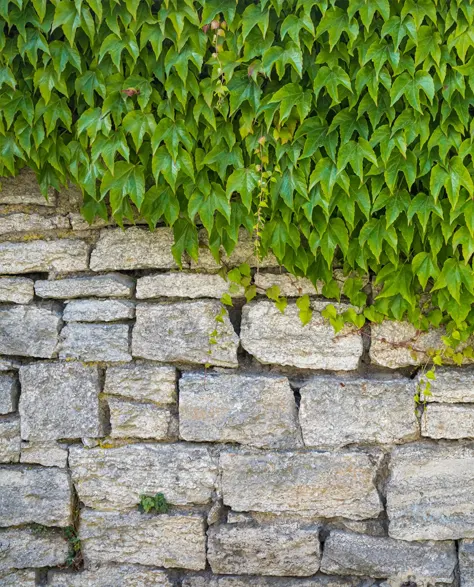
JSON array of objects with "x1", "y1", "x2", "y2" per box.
[
  {"x1": 0, "y1": 168, "x2": 55, "y2": 205},
  {"x1": 108, "y1": 397, "x2": 177, "y2": 440},
  {"x1": 0, "y1": 277, "x2": 34, "y2": 304},
  {"x1": 0, "y1": 239, "x2": 89, "y2": 274},
  {"x1": 460, "y1": 540, "x2": 474, "y2": 587},
  {"x1": 35, "y1": 273, "x2": 135, "y2": 299},
  {"x1": 104, "y1": 364, "x2": 176, "y2": 404},
  {"x1": 422, "y1": 404, "x2": 474, "y2": 439},
  {"x1": 417, "y1": 367, "x2": 474, "y2": 403},
  {"x1": 0, "y1": 569, "x2": 37, "y2": 586},
  {"x1": 0, "y1": 373, "x2": 18, "y2": 414},
  {"x1": 0, "y1": 526, "x2": 69, "y2": 571},
  {"x1": 0, "y1": 212, "x2": 69, "y2": 235},
  {"x1": 63, "y1": 299, "x2": 135, "y2": 322},
  {"x1": 48, "y1": 566, "x2": 173, "y2": 587},
  {"x1": 136, "y1": 272, "x2": 242, "y2": 299},
  {"x1": 0, "y1": 417, "x2": 20, "y2": 463},
  {"x1": 182, "y1": 575, "x2": 375, "y2": 586},
  {"x1": 59, "y1": 323, "x2": 132, "y2": 362}
]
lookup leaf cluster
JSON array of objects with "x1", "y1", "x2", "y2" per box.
[{"x1": 138, "y1": 492, "x2": 170, "y2": 514}]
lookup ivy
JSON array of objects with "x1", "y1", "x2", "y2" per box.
[{"x1": 1, "y1": 0, "x2": 474, "y2": 341}]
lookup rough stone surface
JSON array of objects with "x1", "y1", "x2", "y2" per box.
[
  {"x1": 0, "y1": 416, "x2": 20, "y2": 462},
  {"x1": 0, "y1": 277, "x2": 34, "y2": 304},
  {"x1": 417, "y1": 367, "x2": 474, "y2": 403},
  {"x1": 240, "y1": 301, "x2": 363, "y2": 370},
  {"x1": 80, "y1": 509, "x2": 206, "y2": 571},
  {"x1": 132, "y1": 301, "x2": 239, "y2": 367},
  {"x1": 0, "y1": 168, "x2": 55, "y2": 205},
  {"x1": 137, "y1": 272, "x2": 243, "y2": 299},
  {"x1": 179, "y1": 373, "x2": 301, "y2": 448},
  {"x1": 64, "y1": 299, "x2": 136, "y2": 322},
  {"x1": 0, "y1": 212, "x2": 69, "y2": 234},
  {"x1": 108, "y1": 397, "x2": 177, "y2": 440},
  {"x1": 48, "y1": 566, "x2": 173, "y2": 587},
  {"x1": 0, "y1": 358, "x2": 19, "y2": 371},
  {"x1": 0, "y1": 527, "x2": 68, "y2": 571},
  {"x1": 0, "y1": 569, "x2": 37, "y2": 586},
  {"x1": 460, "y1": 540, "x2": 474, "y2": 587},
  {"x1": 90, "y1": 227, "x2": 177, "y2": 271},
  {"x1": 35, "y1": 273, "x2": 135, "y2": 299},
  {"x1": 104, "y1": 364, "x2": 176, "y2": 404},
  {"x1": 299, "y1": 378, "x2": 419, "y2": 448},
  {"x1": 0, "y1": 465, "x2": 71, "y2": 526},
  {"x1": 220, "y1": 451, "x2": 381, "y2": 519},
  {"x1": 182, "y1": 576, "x2": 375, "y2": 587},
  {"x1": 69, "y1": 443, "x2": 217, "y2": 510},
  {"x1": 208, "y1": 522, "x2": 321, "y2": 576},
  {"x1": 19, "y1": 362, "x2": 104, "y2": 440},
  {"x1": 387, "y1": 442, "x2": 474, "y2": 540},
  {"x1": 0, "y1": 239, "x2": 89, "y2": 274},
  {"x1": 254, "y1": 274, "x2": 317, "y2": 297},
  {"x1": 20, "y1": 441, "x2": 68, "y2": 467},
  {"x1": 422, "y1": 404, "x2": 474, "y2": 439},
  {"x1": 0, "y1": 373, "x2": 18, "y2": 414},
  {"x1": 0, "y1": 304, "x2": 61, "y2": 358},
  {"x1": 320, "y1": 530, "x2": 456, "y2": 582},
  {"x1": 59, "y1": 323, "x2": 131, "y2": 362}
]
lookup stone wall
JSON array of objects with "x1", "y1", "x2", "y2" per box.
[{"x1": 0, "y1": 170, "x2": 474, "y2": 586}]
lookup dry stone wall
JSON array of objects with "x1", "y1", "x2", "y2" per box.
[{"x1": 0, "y1": 171, "x2": 474, "y2": 586}]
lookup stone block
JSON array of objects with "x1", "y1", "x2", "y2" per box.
[
  {"x1": 460, "y1": 540, "x2": 474, "y2": 587},
  {"x1": 0, "y1": 416, "x2": 20, "y2": 462},
  {"x1": 240, "y1": 301, "x2": 362, "y2": 370},
  {"x1": 320, "y1": 530, "x2": 456, "y2": 582},
  {"x1": 80, "y1": 509, "x2": 206, "y2": 570},
  {"x1": 59, "y1": 323, "x2": 131, "y2": 362},
  {"x1": 63, "y1": 299, "x2": 135, "y2": 322},
  {"x1": 104, "y1": 364, "x2": 176, "y2": 404},
  {"x1": 0, "y1": 373, "x2": 18, "y2": 414},
  {"x1": 0, "y1": 239, "x2": 88, "y2": 274},
  {"x1": 35, "y1": 273, "x2": 135, "y2": 299},
  {"x1": 0, "y1": 465, "x2": 71, "y2": 526},
  {"x1": 179, "y1": 373, "x2": 300, "y2": 448},
  {"x1": 108, "y1": 398, "x2": 177, "y2": 440},
  {"x1": 48, "y1": 566, "x2": 173, "y2": 587},
  {"x1": 19, "y1": 362, "x2": 104, "y2": 441},
  {"x1": 254, "y1": 273, "x2": 317, "y2": 297},
  {"x1": 422, "y1": 404, "x2": 474, "y2": 439},
  {"x1": 0, "y1": 277, "x2": 34, "y2": 304},
  {"x1": 299, "y1": 377, "x2": 418, "y2": 448},
  {"x1": 208, "y1": 522, "x2": 321, "y2": 576},
  {"x1": 0, "y1": 168, "x2": 55, "y2": 205},
  {"x1": 0, "y1": 358, "x2": 19, "y2": 371},
  {"x1": 417, "y1": 367, "x2": 474, "y2": 403},
  {"x1": 136, "y1": 272, "x2": 242, "y2": 299},
  {"x1": 20, "y1": 441, "x2": 68, "y2": 467},
  {"x1": 69, "y1": 443, "x2": 217, "y2": 510},
  {"x1": 182, "y1": 575, "x2": 375, "y2": 587},
  {"x1": 387, "y1": 443, "x2": 474, "y2": 540},
  {"x1": 0, "y1": 212, "x2": 69, "y2": 234},
  {"x1": 0, "y1": 304, "x2": 61, "y2": 358},
  {"x1": 220, "y1": 450, "x2": 381, "y2": 519},
  {"x1": 132, "y1": 301, "x2": 238, "y2": 367},
  {"x1": 0, "y1": 569, "x2": 37, "y2": 586},
  {"x1": 0, "y1": 527, "x2": 68, "y2": 571}
]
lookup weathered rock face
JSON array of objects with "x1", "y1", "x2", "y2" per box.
[
  {"x1": 80, "y1": 509, "x2": 206, "y2": 570},
  {"x1": 240, "y1": 301, "x2": 363, "y2": 370},
  {"x1": 421, "y1": 404, "x2": 474, "y2": 439},
  {"x1": 0, "y1": 417, "x2": 20, "y2": 463},
  {"x1": 179, "y1": 373, "x2": 301, "y2": 448},
  {"x1": 137, "y1": 272, "x2": 242, "y2": 299},
  {"x1": 207, "y1": 522, "x2": 321, "y2": 576},
  {"x1": 460, "y1": 540, "x2": 474, "y2": 587},
  {"x1": 299, "y1": 378, "x2": 419, "y2": 448},
  {"x1": 20, "y1": 441, "x2": 68, "y2": 467},
  {"x1": 0, "y1": 466, "x2": 71, "y2": 526},
  {"x1": 48, "y1": 566, "x2": 173, "y2": 587},
  {"x1": 254, "y1": 274, "x2": 317, "y2": 297},
  {"x1": 59, "y1": 323, "x2": 131, "y2": 362},
  {"x1": 108, "y1": 397, "x2": 177, "y2": 440},
  {"x1": 0, "y1": 212, "x2": 69, "y2": 235},
  {"x1": 0, "y1": 168, "x2": 55, "y2": 205},
  {"x1": 104, "y1": 364, "x2": 176, "y2": 404},
  {"x1": 0, "y1": 569, "x2": 37, "y2": 586},
  {"x1": 69, "y1": 444, "x2": 217, "y2": 510},
  {"x1": 0, "y1": 304, "x2": 61, "y2": 358},
  {"x1": 63, "y1": 299, "x2": 136, "y2": 322},
  {"x1": 387, "y1": 443, "x2": 474, "y2": 540},
  {"x1": 19, "y1": 362, "x2": 104, "y2": 440},
  {"x1": 35, "y1": 273, "x2": 134, "y2": 299},
  {"x1": 220, "y1": 451, "x2": 381, "y2": 519},
  {"x1": 0, "y1": 277, "x2": 34, "y2": 304},
  {"x1": 0, "y1": 374, "x2": 18, "y2": 414},
  {"x1": 417, "y1": 367, "x2": 474, "y2": 403},
  {"x1": 0, "y1": 239, "x2": 89, "y2": 274},
  {"x1": 132, "y1": 302, "x2": 239, "y2": 367},
  {"x1": 182, "y1": 575, "x2": 374, "y2": 587},
  {"x1": 320, "y1": 530, "x2": 456, "y2": 582},
  {"x1": 0, "y1": 527, "x2": 69, "y2": 571}
]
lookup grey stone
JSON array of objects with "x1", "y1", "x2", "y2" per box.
[
  {"x1": 422, "y1": 404, "x2": 474, "y2": 439},
  {"x1": 0, "y1": 416, "x2": 20, "y2": 462},
  {"x1": 299, "y1": 378, "x2": 419, "y2": 448},
  {"x1": 0, "y1": 569, "x2": 37, "y2": 586},
  {"x1": 0, "y1": 277, "x2": 34, "y2": 303},
  {"x1": 35, "y1": 273, "x2": 135, "y2": 299},
  {"x1": 90, "y1": 227, "x2": 177, "y2": 271},
  {"x1": 0, "y1": 465, "x2": 71, "y2": 526},
  {"x1": 0, "y1": 304, "x2": 61, "y2": 358},
  {"x1": 108, "y1": 397, "x2": 177, "y2": 440},
  {"x1": 59, "y1": 323, "x2": 131, "y2": 362},
  {"x1": 63, "y1": 299, "x2": 136, "y2": 322},
  {"x1": 240, "y1": 301, "x2": 362, "y2": 370},
  {"x1": 19, "y1": 362, "x2": 104, "y2": 440},
  {"x1": 48, "y1": 566, "x2": 173, "y2": 587},
  {"x1": 0, "y1": 358, "x2": 19, "y2": 371},
  {"x1": 104, "y1": 364, "x2": 176, "y2": 404},
  {"x1": 0, "y1": 239, "x2": 89, "y2": 274},
  {"x1": 417, "y1": 367, "x2": 474, "y2": 403},
  {"x1": 320, "y1": 530, "x2": 456, "y2": 582},
  {"x1": 0, "y1": 212, "x2": 69, "y2": 234},
  {"x1": 0, "y1": 373, "x2": 18, "y2": 414},
  {"x1": 20, "y1": 441, "x2": 68, "y2": 467},
  {"x1": 208, "y1": 522, "x2": 321, "y2": 576},
  {"x1": 182, "y1": 575, "x2": 376, "y2": 587},
  {"x1": 69, "y1": 443, "x2": 217, "y2": 510},
  {"x1": 220, "y1": 451, "x2": 381, "y2": 519},
  {"x1": 132, "y1": 301, "x2": 239, "y2": 368},
  {"x1": 179, "y1": 373, "x2": 301, "y2": 448},
  {"x1": 0, "y1": 168, "x2": 55, "y2": 205},
  {"x1": 254, "y1": 274, "x2": 317, "y2": 297},
  {"x1": 136, "y1": 272, "x2": 243, "y2": 299},
  {"x1": 460, "y1": 540, "x2": 474, "y2": 587},
  {"x1": 387, "y1": 442, "x2": 474, "y2": 540},
  {"x1": 80, "y1": 509, "x2": 206, "y2": 570},
  {"x1": 0, "y1": 526, "x2": 68, "y2": 571}
]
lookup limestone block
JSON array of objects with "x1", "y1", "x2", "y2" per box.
[
  {"x1": 0, "y1": 212, "x2": 69, "y2": 234},
  {"x1": 0, "y1": 304, "x2": 61, "y2": 358},
  {"x1": 0, "y1": 168, "x2": 55, "y2": 205},
  {"x1": 387, "y1": 443, "x2": 474, "y2": 540},
  {"x1": 299, "y1": 377, "x2": 419, "y2": 448},
  {"x1": 0, "y1": 416, "x2": 20, "y2": 462},
  {"x1": 422, "y1": 404, "x2": 474, "y2": 439},
  {"x1": 416, "y1": 367, "x2": 474, "y2": 403},
  {"x1": 240, "y1": 301, "x2": 362, "y2": 370},
  {"x1": 0, "y1": 358, "x2": 19, "y2": 372},
  {"x1": 80, "y1": 509, "x2": 206, "y2": 571},
  {"x1": 104, "y1": 364, "x2": 176, "y2": 404},
  {"x1": 179, "y1": 373, "x2": 300, "y2": 448},
  {"x1": 254, "y1": 273, "x2": 317, "y2": 297},
  {"x1": 59, "y1": 323, "x2": 131, "y2": 362},
  {"x1": 63, "y1": 299, "x2": 135, "y2": 322},
  {"x1": 35, "y1": 273, "x2": 134, "y2": 299},
  {"x1": 20, "y1": 441, "x2": 68, "y2": 467},
  {"x1": 132, "y1": 301, "x2": 238, "y2": 368},
  {"x1": 136, "y1": 272, "x2": 243, "y2": 299},
  {"x1": 19, "y1": 362, "x2": 104, "y2": 441},
  {"x1": 0, "y1": 239, "x2": 88, "y2": 274},
  {"x1": 0, "y1": 527, "x2": 68, "y2": 571},
  {"x1": 220, "y1": 450, "x2": 381, "y2": 519},
  {"x1": 460, "y1": 540, "x2": 474, "y2": 587},
  {"x1": 0, "y1": 569, "x2": 37, "y2": 586},
  {"x1": 182, "y1": 575, "x2": 376, "y2": 587},
  {"x1": 0, "y1": 465, "x2": 71, "y2": 526},
  {"x1": 69, "y1": 443, "x2": 217, "y2": 510},
  {"x1": 48, "y1": 566, "x2": 173, "y2": 587},
  {"x1": 108, "y1": 397, "x2": 177, "y2": 440},
  {"x1": 0, "y1": 277, "x2": 34, "y2": 304},
  {"x1": 0, "y1": 373, "x2": 18, "y2": 414}
]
